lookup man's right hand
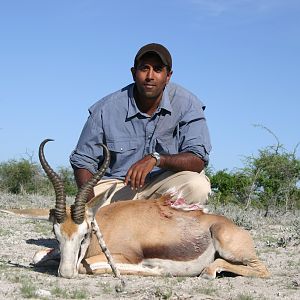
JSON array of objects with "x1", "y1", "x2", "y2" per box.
[{"x1": 124, "y1": 155, "x2": 157, "y2": 190}]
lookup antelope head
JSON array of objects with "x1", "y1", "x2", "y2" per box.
[{"x1": 39, "y1": 139, "x2": 115, "y2": 278}]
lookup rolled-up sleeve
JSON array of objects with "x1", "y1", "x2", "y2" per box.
[
  {"x1": 179, "y1": 97, "x2": 211, "y2": 164},
  {"x1": 69, "y1": 110, "x2": 104, "y2": 174}
]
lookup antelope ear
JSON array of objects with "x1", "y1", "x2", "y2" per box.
[{"x1": 87, "y1": 183, "x2": 117, "y2": 217}]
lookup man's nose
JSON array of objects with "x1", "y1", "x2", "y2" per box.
[{"x1": 145, "y1": 68, "x2": 154, "y2": 80}]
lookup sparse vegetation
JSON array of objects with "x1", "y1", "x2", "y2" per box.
[
  {"x1": 19, "y1": 278, "x2": 37, "y2": 298},
  {"x1": 235, "y1": 294, "x2": 255, "y2": 300},
  {"x1": 98, "y1": 281, "x2": 114, "y2": 294},
  {"x1": 51, "y1": 286, "x2": 69, "y2": 298},
  {"x1": 70, "y1": 288, "x2": 88, "y2": 299},
  {"x1": 31, "y1": 220, "x2": 53, "y2": 235},
  {"x1": 209, "y1": 126, "x2": 300, "y2": 211},
  {"x1": 0, "y1": 228, "x2": 12, "y2": 236},
  {"x1": 196, "y1": 285, "x2": 218, "y2": 296},
  {"x1": 1, "y1": 126, "x2": 298, "y2": 211},
  {"x1": 154, "y1": 286, "x2": 173, "y2": 299}
]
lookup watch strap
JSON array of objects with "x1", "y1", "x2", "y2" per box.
[{"x1": 150, "y1": 152, "x2": 160, "y2": 166}]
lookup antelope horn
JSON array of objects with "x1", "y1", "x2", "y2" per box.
[
  {"x1": 39, "y1": 139, "x2": 66, "y2": 223},
  {"x1": 71, "y1": 143, "x2": 110, "y2": 224}
]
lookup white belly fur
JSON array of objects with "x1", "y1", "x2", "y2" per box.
[
  {"x1": 142, "y1": 242, "x2": 215, "y2": 276},
  {"x1": 89, "y1": 242, "x2": 215, "y2": 277}
]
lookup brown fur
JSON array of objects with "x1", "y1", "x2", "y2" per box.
[
  {"x1": 86, "y1": 198, "x2": 209, "y2": 261},
  {"x1": 60, "y1": 211, "x2": 79, "y2": 238},
  {"x1": 81, "y1": 197, "x2": 270, "y2": 278},
  {"x1": 6, "y1": 194, "x2": 270, "y2": 278}
]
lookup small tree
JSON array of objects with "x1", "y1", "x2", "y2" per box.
[
  {"x1": 241, "y1": 125, "x2": 300, "y2": 211},
  {"x1": 242, "y1": 146, "x2": 300, "y2": 210},
  {"x1": 209, "y1": 125, "x2": 300, "y2": 210},
  {"x1": 210, "y1": 170, "x2": 252, "y2": 205}
]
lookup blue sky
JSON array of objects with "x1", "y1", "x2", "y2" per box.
[{"x1": 0, "y1": 0, "x2": 299, "y2": 172}]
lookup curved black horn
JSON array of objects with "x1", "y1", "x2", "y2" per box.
[
  {"x1": 71, "y1": 144, "x2": 110, "y2": 224},
  {"x1": 39, "y1": 139, "x2": 66, "y2": 223}
]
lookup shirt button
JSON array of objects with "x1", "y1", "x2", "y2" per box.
[{"x1": 120, "y1": 147, "x2": 123, "y2": 151}]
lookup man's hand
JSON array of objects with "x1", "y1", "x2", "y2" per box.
[
  {"x1": 124, "y1": 152, "x2": 204, "y2": 190},
  {"x1": 125, "y1": 155, "x2": 157, "y2": 190}
]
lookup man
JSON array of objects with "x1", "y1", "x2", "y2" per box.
[{"x1": 70, "y1": 43, "x2": 212, "y2": 205}]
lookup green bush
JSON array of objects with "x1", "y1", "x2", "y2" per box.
[
  {"x1": 0, "y1": 159, "x2": 76, "y2": 196},
  {"x1": 209, "y1": 126, "x2": 300, "y2": 210},
  {"x1": 1, "y1": 126, "x2": 299, "y2": 209},
  {"x1": 242, "y1": 146, "x2": 300, "y2": 210},
  {"x1": 0, "y1": 159, "x2": 41, "y2": 194},
  {"x1": 210, "y1": 170, "x2": 252, "y2": 205}
]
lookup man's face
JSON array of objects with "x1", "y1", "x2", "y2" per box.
[{"x1": 131, "y1": 53, "x2": 172, "y2": 101}]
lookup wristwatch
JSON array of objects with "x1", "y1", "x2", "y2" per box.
[{"x1": 150, "y1": 152, "x2": 160, "y2": 167}]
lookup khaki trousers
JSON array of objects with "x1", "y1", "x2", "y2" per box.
[{"x1": 94, "y1": 170, "x2": 211, "y2": 207}]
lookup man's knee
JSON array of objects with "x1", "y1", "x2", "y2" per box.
[
  {"x1": 152, "y1": 170, "x2": 211, "y2": 205},
  {"x1": 180, "y1": 171, "x2": 211, "y2": 204}
]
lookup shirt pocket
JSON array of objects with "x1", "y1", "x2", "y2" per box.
[
  {"x1": 106, "y1": 140, "x2": 138, "y2": 153},
  {"x1": 106, "y1": 140, "x2": 140, "y2": 174}
]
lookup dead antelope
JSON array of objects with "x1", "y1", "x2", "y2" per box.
[{"x1": 32, "y1": 139, "x2": 270, "y2": 279}]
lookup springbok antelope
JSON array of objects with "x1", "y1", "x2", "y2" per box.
[{"x1": 28, "y1": 140, "x2": 270, "y2": 279}]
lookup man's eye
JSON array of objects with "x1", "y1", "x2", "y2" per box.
[
  {"x1": 140, "y1": 66, "x2": 148, "y2": 71},
  {"x1": 154, "y1": 67, "x2": 163, "y2": 72}
]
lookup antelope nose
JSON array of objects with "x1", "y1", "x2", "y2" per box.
[{"x1": 58, "y1": 268, "x2": 77, "y2": 279}]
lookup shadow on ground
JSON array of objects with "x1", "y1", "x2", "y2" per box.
[{"x1": 26, "y1": 238, "x2": 57, "y2": 248}]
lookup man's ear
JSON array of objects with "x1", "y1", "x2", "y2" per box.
[
  {"x1": 166, "y1": 70, "x2": 173, "y2": 84},
  {"x1": 131, "y1": 67, "x2": 136, "y2": 81}
]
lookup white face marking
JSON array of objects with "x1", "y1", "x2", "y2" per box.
[{"x1": 53, "y1": 221, "x2": 91, "y2": 278}]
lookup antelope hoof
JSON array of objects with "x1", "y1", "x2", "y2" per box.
[{"x1": 201, "y1": 267, "x2": 217, "y2": 280}]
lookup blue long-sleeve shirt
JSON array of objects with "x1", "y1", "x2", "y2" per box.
[{"x1": 70, "y1": 82, "x2": 211, "y2": 180}]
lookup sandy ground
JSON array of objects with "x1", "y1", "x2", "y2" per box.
[{"x1": 0, "y1": 192, "x2": 299, "y2": 300}]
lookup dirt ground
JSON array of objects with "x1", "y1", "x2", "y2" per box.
[{"x1": 0, "y1": 192, "x2": 299, "y2": 299}]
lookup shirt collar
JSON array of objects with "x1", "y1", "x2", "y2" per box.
[
  {"x1": 159, "y1": 84, "x2": 173, "y2": 114},
  {"x1": 127, "y1": 83, "x2": 173, "y2": 119},
  {"x1": 127, "y1": 84, "x2": 140, "y2": 119}
]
